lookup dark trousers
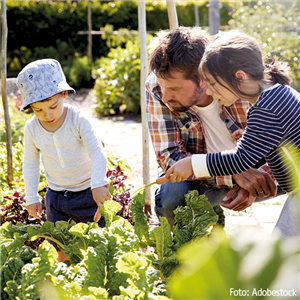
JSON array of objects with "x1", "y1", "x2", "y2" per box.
[{"x1": 45, "y1": 188, "x2": 105, "y2": 250}]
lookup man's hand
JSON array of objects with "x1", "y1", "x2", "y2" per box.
[
  {"x1": 232, "y1": 168, "x2": 277, "y2": 199},
  {"x1": 221, "y1": 185, "x2": 256, "y2": 211},
  {"x1": 27, "y1": 202, "x2": 42, "y2": 219},
  {"x1": 92, "y1": 186, "x2": 111, "y2": 222}
]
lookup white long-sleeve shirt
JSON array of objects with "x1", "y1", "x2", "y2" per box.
[{"x1": 23, "y1": 105, "x2": 109, "y2": 205}]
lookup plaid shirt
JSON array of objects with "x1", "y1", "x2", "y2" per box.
[{"x1": 146, "y1": 72, "x2": 252, "y2": 189}]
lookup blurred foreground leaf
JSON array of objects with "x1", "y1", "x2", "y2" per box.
[{"x1": 170, "y1": 228, "x2": 300, "y2": 299}]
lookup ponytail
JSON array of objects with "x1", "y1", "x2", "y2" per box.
[{"x1": 264, "y1": 56, "x2": 292, "y2": 86}]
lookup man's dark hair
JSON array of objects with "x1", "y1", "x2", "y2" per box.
[{"x1": 149, "y1": 26, "x2": 210, "y2": 86}]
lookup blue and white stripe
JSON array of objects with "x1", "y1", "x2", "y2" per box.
[{"x1": 207, "y1": 85, "x2": 300, "y2": 192}]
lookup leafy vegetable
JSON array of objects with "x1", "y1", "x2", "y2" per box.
[
  {"x1": 131, "y1": 190, "x2": 225, "y2": 279},
  {"x1": 0, "y1": 190, "x2": 225, "y2": 299},
  {"x1": 173, "y1": 190, "x2": 220, "y2": 249},
  {"x1": 153, "y1": 217, "x2": 178, "y2": 279},
  {"x1": 131, "y1": 190, "x2": 150, "y2": 247}
]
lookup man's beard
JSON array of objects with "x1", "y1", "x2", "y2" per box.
[{"x1": 168, "y1": 85, "x2": 203, "y2": 112}]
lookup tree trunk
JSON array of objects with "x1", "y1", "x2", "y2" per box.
[{"x1": 1, "y1": 0, "x2": 13, "y2": 183}]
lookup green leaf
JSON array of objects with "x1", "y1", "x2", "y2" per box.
[
  {"x1": 36, "y1": 240, "x2": 58, "y2": 268},
  {"x1": 130, "y1": 190, "x2": 150, "y2": 245},
  {"x1": 108, "y1": 181, "x2": 115, "y2": 195},
  {"x1": 170, "y1": 229, "x2": 241, "y2": 299},
  {"x1": 170, "y1": 228, "x2": 300, "y2": 300},
  {"x1": 154, "y1": 217, "x2": 174, "y2": 260},
  {"x1": 0, "y1": 222, "x2": 28, "y2": 239},
  {"x1": 110, "y1": 220, "x2": 140, "y2": 253},
  {"x1": 116, "y1": 252, "x2": 149, "y2": 276},
  {"x1": 173, "y1": 190, "x2": 219, "y2": 248},
  {"x1": 27, "y1": 220, "x2": 76, "y2": 250},
  {"x1": 87, "y1": 286, "x2": 108, "y2": 299},
  {"x1": 68, "y1": 222, "x2": 90, "y2": 237},
  {"x1": 153, "y1": 217, "x2": 178, "y2": 278},
  {"x1": 214, "y1": 205, "x2": 225, "y2": 227},
  {"x1": 64, "y1": 223, "x2": 98, "y2": 264},
  {"x1": 19, "y1": 246, "x2": 38, "y2": 262},
  {"x1": 100, "y1": 200, "x2": 122, "y2": 229},
  {"x1": 104, "y1": 232, "x2": 129, "y2": 296},
  {"x1": 27, "y1": 222, "x2": 53, "y2": 239},
  {"x1": 2, "y1": 257, "x2": 24, "y2": 283},
  {"x1": 17, "y1": 241, "x2": 58, "y2": 300},
  {"x1": 3, "y1": 280, "x2": 19, "y2": 300},
  {"x1": 116, "y1": 252, "x2": 150, "y2": 298},
  {"x1": 83, "y1": 245, "x2": 107, "y2": 288}
]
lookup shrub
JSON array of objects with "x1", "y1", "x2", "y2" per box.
[
  {"x1": 7, "y1": 0, "x2": 230, "y2": 77},
  {"x1": 0, "y1": 99, "x2": 31, "y2": 145},
  {"x1": 69, "y1": 55, "x2": 93, "y2": 90},
  {"x1": 92, "y1": 30, "x2": 152, "y2": 115},
  {"x1": 6, "y1": 0, "x2": 233, "y2": 91},
  {"x1": 0, "y1": 142, "x2": 25, "y2": 194}
]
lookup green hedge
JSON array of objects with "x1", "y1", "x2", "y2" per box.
[{"x1": 6, "y1": 0, "x2": 231, "y2": 74}]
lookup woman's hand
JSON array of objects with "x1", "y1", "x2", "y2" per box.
[
  {"x1": 156, "y1": 157, "x2": 193, "y2": 184},
  {"x1": 232, "y1": 129, "x2": 244, "y2": 141},
  {"x1": 165, "y1": 157, "x2": 193, "y2": 183}
]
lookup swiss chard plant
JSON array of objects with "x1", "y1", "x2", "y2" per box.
[{"x1": 0, "y1": 190, "x2": 225, "y2": 299}]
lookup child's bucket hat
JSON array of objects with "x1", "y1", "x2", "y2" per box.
[{"x1": 17, "y1": 58, "x2": 76, "y2": 111}]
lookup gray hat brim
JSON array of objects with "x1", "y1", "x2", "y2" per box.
[{"x1": 20, "y1": 84, "x2": 76, "y2": 111}]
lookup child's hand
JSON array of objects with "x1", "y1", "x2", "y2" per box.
[
  {"x1": 92, "y1": 186, "x2": 111, "y2": 222},
  {"x1": 27, "y1": 203, "x2": 42, "y2": 219},
  {"x1": 165, "y1": 156, "x2": 193, "y2": 183},
  {"x1": 94, "y1": 209, "x2": 102, "y2": 223},
  {"x1": 232, "y1": 129, "x2": 244, "y2": 141}
]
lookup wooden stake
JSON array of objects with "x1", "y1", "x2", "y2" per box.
[
  {"x1": 194, "y1": 4, "x2": 199, "y2": 27},
  {"x1": 138, "y1": 0, "x2": 151, "y2": 214},
  {"x1": 209, "y1": 0, "x2": 220, "y2": 35},
  {"x1": 87, "y1": 1, "x2": 92, "y2": 62},
  {"x1": 1, "y1": 0, "x2": 13, "y2": 183},
  {"x1": 167, "y1": 0, "x2": 179, "y2": 30}
]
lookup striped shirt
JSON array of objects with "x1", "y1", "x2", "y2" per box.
[
  {"x1": 146, "y1": 72, "x2": 252, "y2": 188},
  {"x1": 205, "y1": 84, "x2": 300, "y2": 193}
]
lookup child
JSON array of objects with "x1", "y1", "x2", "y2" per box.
[
  {"x1": 17, "y1": 59, "x2": 111, "y2": 261},
  {"x1": 162, "y1": 31, "x2": 300, "y2": 238}
]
